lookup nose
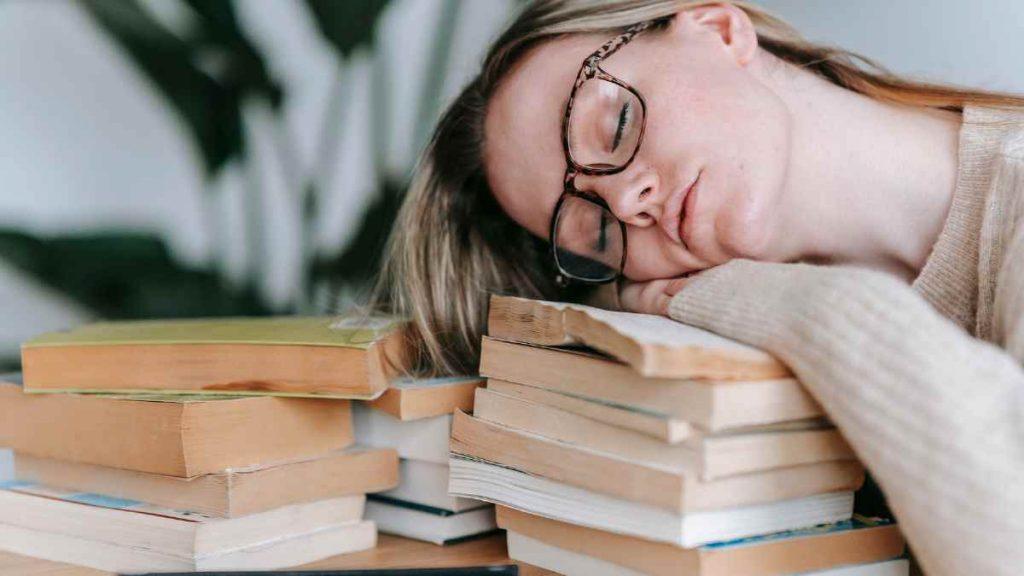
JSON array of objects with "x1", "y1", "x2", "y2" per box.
[{"x1": 574, "y1": 164, "x2": 660, "y2": 228}]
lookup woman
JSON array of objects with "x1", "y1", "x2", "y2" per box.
[{"x1": 372, "y1": 1, "x2": 1024, "y2": 574}]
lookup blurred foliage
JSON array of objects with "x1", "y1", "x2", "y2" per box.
[
  {"x1": 305, "y1": 0, "x2": 391, "y2": 57},
  {"x1": 78, "y1": 0, "x2": 282, "y2": 176},
  {"x1": 3, "y1": 0, "x2": 475, "y2": 336},
  {"x1": 11, "y1": 0, "x2": 400, "y2": 322},
  {"x1": 0, "y1": 230, "x2": 268, "y2": 319},
  {"x1": 314, "y1": 0, "x2": 460, "y2": 305},
  {"x1": 311, "y1": 179, "x2": 406, "y2": 303}
]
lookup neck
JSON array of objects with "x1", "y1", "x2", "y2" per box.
[{"x1": 763, "y1": 58, "x2": 963, "y2": 282}]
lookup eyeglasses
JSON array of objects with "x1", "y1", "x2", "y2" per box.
[{"x1": 549, "y1": 20, "x2": 658, "y2": 285}]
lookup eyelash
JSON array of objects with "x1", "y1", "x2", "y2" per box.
[{"x1": 612, "y1": 101, "x2": 631, "y2": 151}]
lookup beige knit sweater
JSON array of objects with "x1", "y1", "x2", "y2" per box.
[{"x1": 669, "y1": 105, "x2": 1024, "y2": 576}]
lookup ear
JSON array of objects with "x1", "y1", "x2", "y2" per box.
[{"x1": 674, "y1": 3, "x2": 759, "y2": 66}]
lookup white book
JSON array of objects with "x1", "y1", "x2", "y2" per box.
[
  {"x1": 381, "y1": 458, "x2": 488, "y2": 513},
  {"x1": 448, "y1": 456, "x2": 853, "y2": 548},
  {"x1": 365, "y1": 498, "x2": 496, "y2": 545},
  {"x1": 0, "y1": 520, "x2": 376, "y2": 573},
  {"x1": 0, "y1": 483, "x2": 373, "y2": 571},
  {"x1": 0, "y1": 448, "x2": 11, "y2": 482},
  {"x1": 353, "y1": 403, "x2": 451, "y2": 464},
  {"x1": 507, "y1": 532, "x2": 910, "y2": 576}
]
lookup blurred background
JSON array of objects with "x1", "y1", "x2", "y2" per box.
[{"x1": 1, "y1": 0, "x2": 1022, "y2": 371}]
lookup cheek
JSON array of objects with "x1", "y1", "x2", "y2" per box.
[
  {"x1": 716, "y1": 101, "x2": 791, "y2": 260},
  {"x1": 668, "y1": 69, "x2": 791, "y2": 262},
  {"x1": 711, "y1": 169, "x2": 778, "y2": 260},
  {"x1": 621, "y1": 227, "x2": 684, "y2": 281}
]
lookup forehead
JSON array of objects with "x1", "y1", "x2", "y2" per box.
[{"x1": 483, "y1": 34, "x2": 607, "y2": 239}]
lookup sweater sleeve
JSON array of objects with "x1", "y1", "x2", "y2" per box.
[{"x1": 668, "y1": 258, "x2": 1024, "y2": 576}]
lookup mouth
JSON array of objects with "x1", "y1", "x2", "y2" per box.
[
  {"x1": 663, "y1": 170, "x2": 701, "y2": 246},
  {"x1": 679, "y1": 169, "x2": 701, "y2": 248}
]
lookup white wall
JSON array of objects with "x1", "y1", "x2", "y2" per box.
[{"x1": 756, "y1": 0, "x2": 1024, "y2": 93}]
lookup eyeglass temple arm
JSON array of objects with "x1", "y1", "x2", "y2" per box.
[{"x1": 589, "y1": 20, "x2": 660, "y2": 64}]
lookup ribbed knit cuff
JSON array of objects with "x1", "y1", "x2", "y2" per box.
[
  {"x1": 668, "y1": 259, "x2": 821, "y2": 352},
  {"x1": 671, "y1": 257, "x2": 1024, "y2": 576}
]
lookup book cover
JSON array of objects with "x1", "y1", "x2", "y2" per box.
[{"x1": 21, "y1": 316, "x2": 404, "y2": 399}]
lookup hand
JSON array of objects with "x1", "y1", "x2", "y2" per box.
[{"x1": 618, "y1": 275, "x2": 695, "y2": 316}]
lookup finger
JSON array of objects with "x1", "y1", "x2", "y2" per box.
[
  {"x1": 651, "y1": 291, "x2": 671, "y2": 316},
  {"x1": 617, "y1": 280, "x2": 650, "y2": 313},
  {"x1": 663, "y1": 277, "x2": 691, "y2": 297},
  {"x1": 619, "y1": 278, "x2": 674, "y2": 315}
]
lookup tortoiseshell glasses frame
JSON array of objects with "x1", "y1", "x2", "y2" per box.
[{"x1": 549, "y1": 19, "x2": 660, "y2": 286}]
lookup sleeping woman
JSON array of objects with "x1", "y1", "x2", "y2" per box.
[{"x1": 371, "y1": 2, "x2": 1024, "y2": 574}]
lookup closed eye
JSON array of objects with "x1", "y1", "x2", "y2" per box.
[
  {"x1": 594, "y1": 211, "x2": 609, "y2": 252},
  {"x1": 611, "y1": 100, "x2": 631, "y2": 152}
]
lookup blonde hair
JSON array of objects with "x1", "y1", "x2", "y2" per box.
[{"x1": 371, "y1": 0, "x2": 1024, "y2": 376}]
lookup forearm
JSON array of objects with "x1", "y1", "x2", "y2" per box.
[{"x1": 669, "y1": 259, "x2": 1024, "y2": 576}]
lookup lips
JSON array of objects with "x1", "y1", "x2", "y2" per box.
[
  {"x1": 679, "y1": 170, "x2": 700, "y2": 247},
  {"x1": 659, "y1": 171, "x2": 698, "y2": 246}
]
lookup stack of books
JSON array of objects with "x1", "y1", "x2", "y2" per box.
[
  {"x1": 354, "y1": 377, "x2": 499, "y2": 544},
  {"x1": 0, "y1": 316, "x2": 404, "y2": 572},
  {"x1": 448, "y1": 296, "x2": 908, "y2": 576}
]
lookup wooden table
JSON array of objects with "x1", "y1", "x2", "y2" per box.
[{"x1": 0, "y1": 533, "x2": 522, "y2": 575}]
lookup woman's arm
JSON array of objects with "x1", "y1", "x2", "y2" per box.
[{"x1": 665, "y1": 259, "x2": 1024, "y2": 576}]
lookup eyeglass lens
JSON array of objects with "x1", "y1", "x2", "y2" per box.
[
  {"x1": 553, "y1": 195, "x2": 624, "y2": 282},
  {"x1": 567, "y1": 79, "x2": 644, "y2": 169}
]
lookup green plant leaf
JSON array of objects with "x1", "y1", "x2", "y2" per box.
[
  {"x1": 305, "y1": 0, "x2": 391, "y2": 57},
  {"x1": 78, "y1": 0, "x2": 280, "y2": 175},
  {"x1": 0, "y1": 229, "x2": 271, "y2": 319},
  {"x1": 180, "y1": 0, "x2": 283, "y2": 108},
  {"x1": 310, "y1": 177, "x2": 405, "y2": 293}
]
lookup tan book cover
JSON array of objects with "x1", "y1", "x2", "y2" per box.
[
  {"x1": 13, "y1": 447, "x2": 397, "y2": 518},
  {"x1": 488, "y1": 295, "x2": 790, "y2": 380},
  {"x1": 449, "y1": 410, "x2": 863, "y2": 513},
  {"x1": 367, "y1": 376, "x2": 484, "y2": 421},
  {"x1": 497, "y1": 507, "x2": 905, "y2": 576},
  {"x1": 21, "y1": 316, "x2": 404, "y2": 399},
  {"x1": 487, "y1": 378, "x2": 694, "y2": 443},
  {"x1": 480, "y1": 337, "x2": 822, "y2": 431},
  {"x1": 473, "y1": 387, "x2": 853, "y2": 481},
  {"x1": 0, "y1": 376, "x2": 352, "y2": 477}
]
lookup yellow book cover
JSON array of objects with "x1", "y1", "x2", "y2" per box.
[{"x1": 20, "y1": 316, "x2": 405, "y2": 399}]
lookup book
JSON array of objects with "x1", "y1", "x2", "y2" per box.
[
  {"x1": 487, "y1": 379, "x2": 694, "y2": 443},
  {"x1": 480, "y1": 338, "x2": 822, "y2": 432},
  {"x1": 365, "y1": 497, "x2": 497, "y2": 545},
  {"x1": 0, "y1": 448, "x2": 11, "y2": 482},
  {"x1": 353, "y1": 402, "x2": 451, "y2": 464},
  {"x1": 497, "y1": 507, "x2": 906, "y2": 576},
  {"x1": 0, "y1": 548, "x2": 108, "y2": 576},
  {"x1": 472, "y1": 387, "x2": 853, "y2": 481},
  {"x1": 10, "y1": 447, "x2": 397, "y2": 518},
  {"x1": 0, "y1": 375, "x2": 352, "y2": 477},
  {"x1": 0, "y1": 482, "x2": 375, "y2": 572},
  {"x1": 448, "y1": 456, "x2": 854, "y2": 548},
  {"x1": 379, "y1": 458, "x2": 489, "y2": 513},
  {"x1": 449, "y1": 411, "x2": 864, "y2": 513},
  {"x1": 506, "y1": 532, "x2": 909, "y2": 576},
  {"x1": 20, "y1": 316, "x2": 404, "y2": 399},
  {"x1": 487, "y1": 296, "x2": 790, "y2": 379},
  {"x1": 368, "y1": 376, "x2": 484, "y2": 421}
]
